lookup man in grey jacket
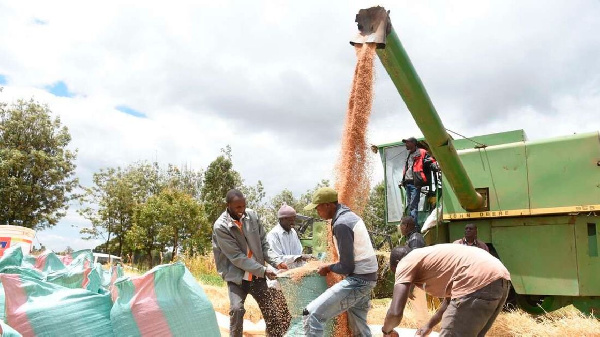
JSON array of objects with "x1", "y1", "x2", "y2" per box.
[
  {"x1": 303, "y1": 187, "x2": 378, "y2": 337},
  {"x1": 212, "y1": 189, "x2": 291, "y2": 337}
]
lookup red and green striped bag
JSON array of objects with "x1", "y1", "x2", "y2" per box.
[
  {"x1": 1, "y1": 273, "x2": 113, "y2": 337},
  {"x1": 110, "y1": 262, "x2": 219, "y2": 336}
]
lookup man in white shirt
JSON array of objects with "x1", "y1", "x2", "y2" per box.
[{"x1": 267, "y1": 204, "x2": 312, "y2": 269}]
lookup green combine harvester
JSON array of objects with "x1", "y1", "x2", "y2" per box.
[{"x1": 351, "y1": 6, "x2": 600, "y2": 316}]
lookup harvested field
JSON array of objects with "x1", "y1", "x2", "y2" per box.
[{"x1": 203, "y1": 280, "x2": 600, "y2": 336}]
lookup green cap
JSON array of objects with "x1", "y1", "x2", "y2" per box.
[{"x1": 304, "y1": 187, "x2": 338, "y2": 210}]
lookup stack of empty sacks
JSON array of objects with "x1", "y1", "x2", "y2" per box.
[{"x1": 0, "y1": 247, "x2": 219, "y2": 336}]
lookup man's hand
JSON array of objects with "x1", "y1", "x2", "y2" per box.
[
  {"x1": 415, "y1": 325, "x2": 432, "y2": 336},
  {"x1": 299, "y1": 254, "x2": 316, "y2": 261},
  {"x1": 276, "y1": 262, "x2": 288, "y2": 270},
  {"x1": 265, "y1": 269, "x2": 278, "y2": 280},
  {"x1": 317, "y1": 264, "x2": 331, "y2": 276},
  {"x1": 382, "y1": 329, "x2": 399, "y2": 337}
]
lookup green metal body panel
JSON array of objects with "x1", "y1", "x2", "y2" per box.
[
  {"x1": 452, "y1": 130, "x2": 527, "y2": 150},
  {"x1": 442, "y1": 142, "x2": 530, "y2": 217},
  {"x1": 527, "y1": 133, "x2": 600, "y2": 210},
  {"x1": 376, "y1": 129, "x2": 526, "y2": 151},
  {"x1": 441, "y1": 132, "x2": 600, "y2": 218},
  {"x1": 574, "y1": 218, "x2": 600, "y2": 296},
  {"x1": 491, "y1": 217, "x2": 580, "y2": 296}
]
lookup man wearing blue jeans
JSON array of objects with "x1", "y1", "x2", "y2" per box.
[
  {"x1": 401, "y1": 137, "x2": 437, "y2": 223},
  {"x1": 303, "y1": 187, "x2": 379, "y2": 337},
  {"x1": 404, "y1": 183, "x2": 421, "y2": 221}
]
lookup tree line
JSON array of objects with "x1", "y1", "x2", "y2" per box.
[{"x1": 0, "y1": 94, "x2": 387, "y2": 268}]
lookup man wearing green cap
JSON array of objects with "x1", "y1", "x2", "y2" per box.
[{"x1": 302, "y1": 187, "x2": 378, "y2": 337}]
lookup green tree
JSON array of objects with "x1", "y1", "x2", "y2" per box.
[
  {"x1": 363, "y1": 181, "x2": 386, "y2": 231},
  {"x1": 79, "y1": 162, "x2": 159, "y2": 256},
  {"x1": 155, "y1": 189, "x2": 208, "y2": 260},
  {"x1": 127, "y1": 195, "x2": 165, "y2": 268},
  {"x1": 240, "y1": 180, "x2": 270, "y2": 226},
  {"x1": 127, "y1": 188, "x2": 208, "y2": 268},
  {"x1": 201, "y1": 146, "x2": 241, "y2": 225},
  {"x1": 0, "y1": 98, "x2": 78, "y2": 229},
  {"x1": 240, "y1": 180, "x2": 266, "y2": 211},
  {"x1": 162, "y1": 164, "x2": 203, "y2": 200}
]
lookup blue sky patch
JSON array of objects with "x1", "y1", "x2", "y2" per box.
[
  {"x1": 116, "y1": 105, "x2": 146, "y2": 118},
  {"x1": 33, "y1": 18, "x2": 48, "y2": 25},
  {"x1": 0, "y1": 74, "x2": 7, "y2": 85},
  {"x1": 46, "y1": 81, "x2": 74, "y2": 97}
]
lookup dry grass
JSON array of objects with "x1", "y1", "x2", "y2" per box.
[
  {"x1": 488, "y1": 306, "x2": 600, "y2": 337},
  {"x1": 367, "y1": 297, "x2": 600, "y2": 337},
  {"x1": 203, "y1": 282, "x2": 600, "y2": 336},
  {"x1": 177, "y1": 252, "x2": 224, "y2": 286}
]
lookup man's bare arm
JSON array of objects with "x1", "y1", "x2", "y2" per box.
[
  {"x1": 415, "y1": 297, "x2": 450, "y2": 336},
  {"x1": 381, "y1": 283, "x2": 411, "y2": 334}
]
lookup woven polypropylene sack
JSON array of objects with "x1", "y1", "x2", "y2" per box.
[
  {"x1": 0, "y1": 246, "x2": 24, "y2": 322},
  {"x1": 21, "y1": 251, "x2": 65, "y2": 273},
  {"x1": 97, "y1": 263, "x2": 123, "y2": 289},
  {"x1": 71, "y1": 250, "x2": 93, "y2": 262},
  {"x1": 111, "y1": 262, "x2": 219, "y2": 337},
  {"x1": 0, "y1": 247, "x2": 23, "y2": 271},
  {"x1": 1, "y1": 273, "x2": 113, "y2": 337},
  {"x1": 45, "y1": 257, "x2": 102, "y2": 293},
  {"x1": 0, "y1": 247, "x2": 43, "y2": 323},
  {"x1": 279, "y1": 272, "x2": 335, "y2": 336},
  {"x1": 0, "y1": 268, "x2": 44, "y2": 321},
  {"x1": 0, "y1": 321, "x2": 23, "y2": 337}
]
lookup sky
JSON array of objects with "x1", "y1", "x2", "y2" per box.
[{"x1": 1, "y1": 1, "x2": 599, "y2": 251}]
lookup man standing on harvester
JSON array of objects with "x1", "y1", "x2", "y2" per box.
[
  {"x1": 212, "y1": 189, "x2": 291, "y2": 337},
  {"x1": 302, "y1": 187, "x2": 378, "y2": 337},
  {"x1": 401, "y1": 137, "x2": 437, "y2": 223}
]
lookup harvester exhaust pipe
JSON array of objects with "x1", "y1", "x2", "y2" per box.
[{"x1": 352, "y1": 7, "x2": 485, "y2": 212}]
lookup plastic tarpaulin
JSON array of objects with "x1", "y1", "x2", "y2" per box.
[
  {"x1": 1, "y1": 273, "x2": 113, "y2": 337},
  {"x1": 111, "y1": 262, "x2": 219, "y2": 337},
  {"x1": 384, "y1": 145, "x2": 410, "y2": 222}
]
